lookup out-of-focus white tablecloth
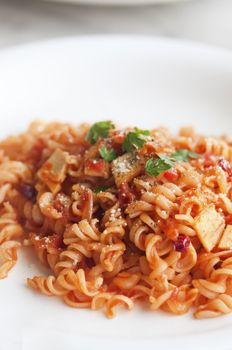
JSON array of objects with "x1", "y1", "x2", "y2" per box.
[{"x1": 0, "y1": 0, "x2": 231, "y2": 50}]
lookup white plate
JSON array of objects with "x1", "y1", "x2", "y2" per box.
[
  {"x1": 0, "y1": 36, "x2": 232, "y2": 350},
  {"x1": 46, "y1": 0, "x2": 190, "y2": 5}
]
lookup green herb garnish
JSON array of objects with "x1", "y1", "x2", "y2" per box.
[
  {"x1": 145, "y1": 150, "x2": 199, "y2": 177},
  {"x1": 94, "y1": 186, "x2": 110, "y2": 193},
  {"x1": 86, "y1": 121, "x2": 115, "y2": 144},
  {"x1": 99, "y1": 146, "x2": 117, "y2": 162},
  {"x1": 122, "y1": 128, "x2": 150, "y2": 153},
  {"x1": 157, "y1": 154, "x2": 176, "y2": 167},
  {"x1": 172, "y1": 149, "x2": 199, "y2": 162},
  {"x1": 145, "y1": 156, "x2": 175, "y2": 177}
]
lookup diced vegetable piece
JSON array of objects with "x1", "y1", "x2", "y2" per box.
[
  {"x1": 112, "y1": 153, "x2": 143, "y2": 187},
  {"x1": 174, "y1": 234, "x2": 190, "y2": 253},
  {"x1": 164, "y1": 168, "x2": 178, "y2": 182},
  {"x1": 44, "y1": 181, "x2": 62, "y2": 195},
  {"x1": 194, "y1": 205, "x2": 225, "y2": 252},
  {"x1": 218, "y1": 225, "x2": 232, "y2": 249},
  {"x1": 118, "y1": 182, "x2": 135, "y2": 206},
  {"x1": 18, "y1": 183, "x2": 37, "y2": 200},
  {"x1": 84, "y1": 158, "x2": 109, "y2": 178},
  {"x1": 38, "y1": 149, "x2": 67, "y2": 194},
  {"x1": 81, "y1": 190, "x2": 93, "y2": 221},
  {"x1": 218, "y1": 158, "x2": 232, "y2": 179},
  {"x1": 29, "y1": 233, "x2": 64, "y2": 253}
]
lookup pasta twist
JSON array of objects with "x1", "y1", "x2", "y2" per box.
[
  {"x1": 63, "y1": 219, "x2": 100, "y2": 245},
  {"x1": 23, "y1": 201, "x2": 44, "y2": 226},
  {"x1": 105, "y1": 295, "x2": 134, "y2": 318},
  {"x1": 100, "y1": 242, "x2": 126, "y2": 272},
  {"x1": 54, "y1": 242, "x2": 92, "y2": 274},
  {"x1": 63, "y1": 290, "x2": 92, "y2": 309},
  {"x1": 145, "y1": 233, "x2": 181, "y2": 279},
  {"x1": 193, "y1": 252, "x2": 221, "y2": 279},
  {"x1": 91, "y1": 292, "x2": 113, "y2": 310},
  {"x1": 0, "y1": 202, "x2": 23, "y2": 279},
  {"x1": 28, "y1": 268, "x2": 103, "y2": 297},
  {"x1": 164, "y1": 286, "x2": 198, "y2": 315},
  {"x1": 195, "y1": 294, "x2": 232, "y2": 319},
  {"x1": 129, "y1": 218, "x2": 150, "y2": 251},
  {"x1": 113, "y1": 272, "x2": 141, "y2": 290},
  {"x1": 197, "y1": 137, "x2": 232, "y2": 161},
  {"x1": 100, "y1": 203, "x2": 127, "y2": 244},
  {"x1": 141, "y1": 183, "x2": 183, "y2": 219},
  {"x1": 27, "y1": 275, "x2": 68, "y2": 296},
  {"x1": 192, "y1": 277, "x2": 227, "y2": 299},
  {"x1": 0, "y1": 240, "x2": 21, "y2": 279},
  {"x1": 0, "y1": 160, "x2": 31, "y2": 184}
]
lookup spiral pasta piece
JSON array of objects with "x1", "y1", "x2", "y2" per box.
[
  {"x1": 91, "y1": 292, "x2": 113, "y2": 310},
  {"x1": 100, "y1": 242, "x2": 126, "y2": 272},
  {"x1": 141, "y1": 183, "x2": 183, "y2": 219},
  {"x1": 54, "y1": 242, "x2": 92, "y2": 274},
  {"x1": 129, "y1": 218, "x2": 149, "y2": 250},
  {"x1": 27, "y1": 275, "x2": 68, "y2": 296},
  {"x1": 105, "y1": 295, "x2": 134, "y2": 318},
  {"x1": 0, "y1": 202, "x2": 23, "y2": 279},
  {"x1": 64, "y1": 290, "x2": 92, "y2": 309},
  {"x1": 197, "y1": 137, "x2": 232, "y2": 161},
  {"x1": 195, "y1": 294, "x2": 232, "y2": 319},
  {"x1": 0, "y1": 160, "x2": 31, "y2": 184},
  {"x1": 63, "y1": 219, "x2": 100, "y2": 245}
]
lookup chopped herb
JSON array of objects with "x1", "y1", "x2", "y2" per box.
[
  {"x1": 172, "y1": 149, "x2": 199, "y2": 162},
  {"x1": 99, "y1": 146, "x2": 117, "y2": 162},
  {"x1": 94, "y1": 186, "x2": 110, "y2": 193},
  {"x1": 145, "y1": 157, "x2": 174, "y2": 177},
  {"x1": 145, "y1": 150, "x2": 199, "y2": 177},
  {"x1": 122, "y1": 128, "x2": 150, "y2": 153},
  {"x1": 157, "y1": 154, "x2": 176, "y2": 167},
  {"x1": 86, "y1": 121, "x2": 115, "y2": 144},
  {"x1": 134, "y1": 127, "x2": 150, "y2": 136}
]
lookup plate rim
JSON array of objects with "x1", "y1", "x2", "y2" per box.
[
  {"x1": 45, "y1": 0, "x2": 191, "y2": 5},
  {"x1": 1, "y1": 34, "x2": 232, "y2": 59}
]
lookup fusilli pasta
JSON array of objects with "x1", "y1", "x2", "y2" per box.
[{"x1": 1, "y1": 120, "x2": 232, "y2": 319}]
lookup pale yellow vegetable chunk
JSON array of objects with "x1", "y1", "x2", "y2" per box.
[
  {"x1": 38, "y1": 149, "x2": 67, "y2": 193},
  {"x1": 218, "y1": 225, "x2": 232, "y2": 249},
  {"x1": 112, "y1": 153, "x2": 143, "y2": 187},
  {"x1": 194, "y1": 205, "x2": 225, "y2": 252}
]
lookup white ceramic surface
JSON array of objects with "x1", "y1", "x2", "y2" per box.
[
  {"x1": 0, "y1": 36, "x2": 232, "y2": 350},
  {"x1": 47, "y1": 0, "x2": 190, "y2": 5}
]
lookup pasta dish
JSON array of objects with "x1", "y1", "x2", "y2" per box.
[{"x1": 1, "y1": 120, "x2": 232, "y2": 319}]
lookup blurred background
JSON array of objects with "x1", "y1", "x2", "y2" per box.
[{"x1": 0, "y1": 0, "x2": 232, "y2": 49}]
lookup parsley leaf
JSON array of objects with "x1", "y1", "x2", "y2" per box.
[
  {"x1": 122, "y1": 128, "x2": 150, "y2": 153},
  {"x1": 86, "y1": 121, "x2": 115, "y2": 144},
  {"x1": 157, "y1": 154, "x2": 176, "y2": 167},
  {"x1": 134, "y1": 127, "x2": 150, "y2": 136},
  {"x1": 99, "y1": 146, "x2": 117, "y2": 162},
  {"x1": 172, "y1": 149, "x2": 199, "y2": 162},
  {"x1": 145, "y1": 150, "x2": 199, "y2": 177},
  {"x1": 94, "y1": 186, "x2": 110, "y2": 193},
  {"x1": 145, "y1": 157, "x2": 173, "y2": 177}
]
